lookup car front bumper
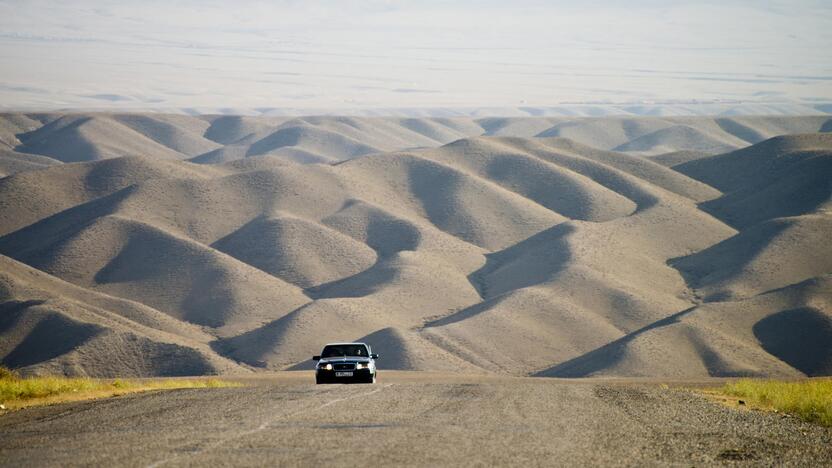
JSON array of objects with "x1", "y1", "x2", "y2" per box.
[{"x1": 316, "y1": 368, "x2": 374, "y2": 383}]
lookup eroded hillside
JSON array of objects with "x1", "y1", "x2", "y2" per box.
[{"x1": 0, "y1": 113, "x2": 830, "y2": 377}]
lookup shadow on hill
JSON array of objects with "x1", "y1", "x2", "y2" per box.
[
  {"x1": 1, "y1": 302, "x2": 101, "y2": 369},
  {"x1": 406, "y1": 157, "x2": 470, "y2": 242},
  {"x1": 467, "y1": 222, "x2": 574, "y2": 299},
  {"x1": 287, "y1": 327, "x2": 408, "y2": 370},
  {"x1": 753, "y1": 307, "x2": 832, "y2": 376},
  {"x1": 535, "y1": 306, "x2": 697, "y2": 377},
  {"x1": 354, "y1": 328, "x2": 410, "y2": 370},
  {"x1": 668, "y1": 219, "x2": 790, "y2": 299},
  {"x1": 286, "y1": 359, "x2": 316, "y2": 371},
  {"x1": 423, "y1": 296, "x2": 506, "y2": 328},
  {"x1": 322, "y1": 199, "x2": 422, "y2": 257},
  {"x1": 305, "y1": 257, "x2": 392, "y2": 300},
  {"x1": 714, "y1": 118, "x2": 766, "y2": 144},
  {"x1": 0, "y1": 300, "x2": 45, "y2": 334},
  {"x1": 212, "y1": 307, "x2": 303, "y2": 369},
  {"x1": 697, "y1": 153, "x2": 832, "y2": 229}
]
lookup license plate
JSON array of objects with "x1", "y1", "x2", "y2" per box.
[{"x1": 335, "y1": 372, "x2": 353, "y2": 377}]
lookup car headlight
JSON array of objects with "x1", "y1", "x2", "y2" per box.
[
  {"x1": 356, "y1": 363, "x2": 368, "y2": 370},
  {"x1": 320, "y1": 363, "x2": 333, "y2": 371}
]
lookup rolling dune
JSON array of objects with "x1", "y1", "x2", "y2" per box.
[
  {"x1": 0, "y1": 113, "x2": 830, "y2": 378},
  {"x1": 0, "y1": 255, "x2": 246, "y2": 377},
  {"x1": 16, "y1": 115, "x2": 188, "y2": 162},
  {"x1": 2, "y1": 113, "x2": 830, "y2": 174}
]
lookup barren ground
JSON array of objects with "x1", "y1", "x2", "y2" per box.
[{"x1": 1, "y1": 372, "x2": 830, "y2": 467}]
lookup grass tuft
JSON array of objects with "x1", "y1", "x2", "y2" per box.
[
  {"x1": 0, "y1": 366, "x2": 19, "y2": 381},
  {"x1": 0, "y1": 366, "x2": 241, "y2": 411},
  {"x1": 718, "y1": 379, "x2": 832, "y2": 427}
]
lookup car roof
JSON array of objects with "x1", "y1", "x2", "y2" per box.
[{"x1": 323, "y1": 342, "x2": 368, "y2": 347}]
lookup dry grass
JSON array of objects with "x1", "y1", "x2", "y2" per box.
[
  {"x1": 712, "y1": 379, "x2": 832, "y2": 427},
  {"x1": 0, "y1": 366, "x2": 241, "y2": 411}
]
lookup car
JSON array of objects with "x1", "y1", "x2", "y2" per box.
[{"x1": 313, "y1": 342, "x2": 379, "y2": 384}]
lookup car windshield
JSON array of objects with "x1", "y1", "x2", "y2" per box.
[{"x1": 321, "y1": 344, "x2": 368, "y2": 358}]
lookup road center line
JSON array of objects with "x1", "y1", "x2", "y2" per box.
[{"x1": 146, "y1": 383, "x2": 392, "y2": 468}]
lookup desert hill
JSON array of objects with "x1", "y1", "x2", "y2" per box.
[
  {"x1": 0, "y1": 114, "x2": 830, "y2": 378},
  {"x1": 0, "y1": 255, "x2": 246, "y2": 377},
  {"x1": 676, "y1": 133, "x2": 832, "y2": 228},
  {"x1": 2, "y1": 113, "x2": 830, "y2": 175},
  {"x1": 538, "y1": 275, "x2": 832, "y2": 378}
]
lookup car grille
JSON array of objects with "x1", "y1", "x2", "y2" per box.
[{"x1": 334, "y1": 363, "x2": 355, "y2": 371}]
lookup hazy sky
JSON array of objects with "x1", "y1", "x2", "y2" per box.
[{"x1": 1, "y1": 0, "x2": 831, "y2": 110}]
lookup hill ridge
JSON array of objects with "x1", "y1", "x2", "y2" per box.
[{"x1": 0, "y1": 114, "x2": 829, "y2": 378}]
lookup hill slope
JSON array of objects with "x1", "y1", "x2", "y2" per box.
[
  {"x1": 2, "y1": 113, "x2": 829, "y2": 176},
  {"x1": 0, "y1": 114, "x2": 829, "y2": 378}
]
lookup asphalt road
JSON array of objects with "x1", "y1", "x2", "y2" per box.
[{"x1": 1, "y1": 372, "x2": 830, "y2": 467}]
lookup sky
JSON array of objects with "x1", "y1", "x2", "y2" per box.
[{"x1": 1, "y1": 0, "x2": 831, "y2": 111}]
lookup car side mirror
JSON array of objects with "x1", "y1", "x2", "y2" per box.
[
  {"x1": 371, "y1": 354, "x2": 379, "y2": 360},
  {"x1": 312, "y1": 355, "x2": 321, "y2": 361}
]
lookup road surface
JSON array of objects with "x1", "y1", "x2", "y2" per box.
[{"x1": 1, "y1": 372, "x2": 830, "y2": 466}]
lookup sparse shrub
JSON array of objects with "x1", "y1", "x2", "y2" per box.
[
  {"x1": 0, "y1": 373, "x2": 241, "y2": 409},
  {"x1": 721, "y1": 379, "x2": 832, "y2": 427},
  {"x1": 111, "y1": 379, "x2": 129, "y2": 389},
  {"x1": 0, "y1": 366, "x2": 19, "y2": 381}
]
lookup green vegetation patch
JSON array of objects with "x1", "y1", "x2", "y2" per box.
[
  {"x1": 0, "y1": 366, "x2": 241, "y2": 411},
  {"x1": 719, "y1": 379, "x2": 832, "y2": 427}
]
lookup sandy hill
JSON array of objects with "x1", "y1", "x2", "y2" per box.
[
  {"x1": 675, "y1": 133, "x2": 832, "y2": 192},
  {"x1": 0, "y1": 255, "x2": 246, "y2": 377},
  {"x1": 0, "y1": 148, "x2": 60, "y2": 178},
  {"x1": 538, "y1": 276, "x2": 832, "y2": 378},
  {"x1": 0, "y1": 114, "x2": 830, "y2": 378},
  {"x1": 612, "y1": 125, "x2": 746, "y2": 155},
  {"x1": 1, "y1": 113, "x2": 830, "y2": 177},
  {"x1": 0, "y1": 114, "x2": 42, "y2": 149},
  {"x1": 649, "y1": 150, "x2": 710, "y2": 168},
  {"x1": 16, "y1": 115, "x2": 187, "y2": 162},
  {"x1": 675, "y1": 134, "x2": 832, "y2": 227},
  {"x1": 202, "y1": 115, "x2": 290, "y2": 145},
  {"x1": 0, "y1": 156, "x2": 219, "y2": 236}
]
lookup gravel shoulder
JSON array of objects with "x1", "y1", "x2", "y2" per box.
[{"x1": 1, "y1": 372, "x2": 830, "y2": 467}]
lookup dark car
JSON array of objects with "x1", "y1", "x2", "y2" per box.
[{"x1": 313, "y1": 342, "x2": 378, "y2": 384}]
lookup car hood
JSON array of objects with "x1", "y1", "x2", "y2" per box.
[{"x1": 318, "y1": 356, "x2": 371, "y2": 364}]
